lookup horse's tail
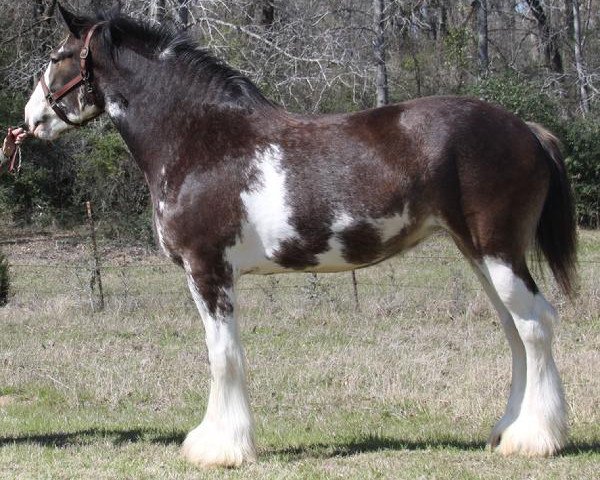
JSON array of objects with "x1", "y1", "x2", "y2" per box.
[{"x1": 527, "y1": 122, "x2": 578, "y2": 297}]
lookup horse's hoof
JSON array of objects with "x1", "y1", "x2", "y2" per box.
[
  {"x1": 491, "y1": 418, "x2": 566, "y2": 457},
  {"x1": 181, "y1": 422, "x2": 257, "y2": 468}
]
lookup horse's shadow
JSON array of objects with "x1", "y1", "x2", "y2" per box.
[{"x1": 0, "y1": 429, "x2": 598, "y2": 458}]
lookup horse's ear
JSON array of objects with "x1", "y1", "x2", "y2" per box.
[{"x1": 57, "y1": 3, "x2": 86, "y2": 39}]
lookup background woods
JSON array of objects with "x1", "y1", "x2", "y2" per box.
[{"x1": 0, "y1": 0, "x2": 598, "y2": 237}]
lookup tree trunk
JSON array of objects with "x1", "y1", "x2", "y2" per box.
[
  {"x1": 526, "y1": 0, "x2": 563, "y2": 73},
  {"x1": 439, "y1": 1, "x2": 448, "y2": 39},
  {"x1": 151, "y1": 0, "x2": 166, "y2": 24},
  {"x1": 178, "y1": 0, "x2": 189, "y2": 28},
  {"x1": 373, "y1": 0, "x2": 389, "y2": 107},
  {"x1": 565, "y1": 0, "x2": 574, "y2": 39},
  {"x1": 474, "y1": 0, "x2": 489, "y2": 76},
  {"x1": 572, "y1": 0, "x2": 590, "y2": 114},
  {"x1": 260, "y1": 0, "x2": 275, "y2": 28},
  {"x1": 33, "y1": 0, "x2": 57, "y2": 51}
]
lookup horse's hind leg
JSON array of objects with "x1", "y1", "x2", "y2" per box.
[
  {"x1": 474, "y1": 256, "x2": 567, "y2": 456},
  {"x1": 180, "y1": 257, "x2": 256, "y2": 467},
  {"x1": 466, "y1": 259, "x2": 526, "y2": 450}
]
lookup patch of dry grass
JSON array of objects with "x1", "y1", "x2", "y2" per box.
[{"x1": 0, "y1": 231, "x2": 598, "y2": 479}]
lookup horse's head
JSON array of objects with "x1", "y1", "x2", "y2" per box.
[{"x1": 25, "y1": 5, "x2": 105, "y2": 140}]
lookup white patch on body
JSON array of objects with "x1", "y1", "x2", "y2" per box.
[
  {"x1": 314, "y1": 211, "x2": 354, "y2": 270},
  {"x1": 159, "y1": 46, "x2": 175, "y2": 60},
  {"x1": 314, "y1": 204, "x2": 412, "y2": 271},
  {"x1": 228, "y1": 145, "x2": 298, "y2": 274},
  {"x1": 480, "y1": 257, "x2": 567, "y2": 457},
  {"x1": 155, "y1": 216, "x2": 171, "y2": 256},
  {"x1": 182, "y1": 263, "x2": 256, "y2": 467},
  {"x1": 371, "y1": 203, "x2": 411, "y2": 242},
  {"x1": 106, "y1": 99, "x2": 126, "y2": 120}
]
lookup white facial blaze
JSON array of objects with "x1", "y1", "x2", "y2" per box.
[
  {"x1": 24, "y1": 63, "x2": 66, "y2": 140},
  {"x1": 24, "y1": 61, "x2": 102, "y2": 141}
]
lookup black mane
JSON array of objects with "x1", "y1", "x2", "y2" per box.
[{"x1": 94, "y1": 10, "x2": 275, "y2": 110}]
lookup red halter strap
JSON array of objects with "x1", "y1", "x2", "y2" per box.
[{"x1": 39, "y1": 23, "x2": 104, "y2": 127}]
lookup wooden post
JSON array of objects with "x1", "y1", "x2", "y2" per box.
[
  {"x1": 86, "y1": 201, "x2": 104, "y2": 311},
  {"x1": 351, "y1": 270, "x2": 360, "y2": 311}
]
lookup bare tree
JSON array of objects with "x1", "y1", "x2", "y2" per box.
[
  {"x1": 571, "y1": 0, "x2": 590, "y2": 114},
  {"x1": 178, "y1": 0, "x2": 190, "y2": 27},
  {"x1": 525, "y1": 0, "x2": 564, "y2": 73},
  {"x1": 373, "y1": 0, "x2": 389, "y2": 107},
  {"x1": 150, "y1": 0, "x2": 166, "y2": 23},
  {"x1": 474, "y1": 0, "x2": 489, "y2": 76},
  {"x1": 260, "y1": 0, "x2": 275, "y2": 28}
]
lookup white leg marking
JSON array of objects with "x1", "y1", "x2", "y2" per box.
[
  {"x1": 483, "y1": 257, "x2": 567, "y2": 457},
  {"x1": 182, "y1": 263, "x2": 256, "y2": 467},
  {"x1": 472, "y1": 260, "x2": 526, "y2": 449}
]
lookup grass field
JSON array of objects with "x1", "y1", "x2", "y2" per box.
[{"x1": 0, "y1": 231, "x2": 599, "y2": 479}]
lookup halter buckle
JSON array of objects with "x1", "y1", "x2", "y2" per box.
[
  {"x1": 45, "y1": 92, "x2": 56, "y2": 107},
  {"x1": 80, "y1": 46, "x2": 89, "y2": 59}
]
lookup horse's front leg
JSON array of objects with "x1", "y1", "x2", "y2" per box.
[{"x1": 181, "y1": 259, "x2": 256, "y2": 468}]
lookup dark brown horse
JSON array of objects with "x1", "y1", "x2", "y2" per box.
[{"x1": 24, "y1": 6, "x2": 576, "y2": 468}]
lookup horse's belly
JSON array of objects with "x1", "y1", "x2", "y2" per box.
[{"x1": 228, "y1": 211, "x2": 438, "y2": 276}]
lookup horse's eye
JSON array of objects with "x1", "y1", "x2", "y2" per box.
[{"x1": 50, "y1": 57, "x2": 59, "y2": 64}]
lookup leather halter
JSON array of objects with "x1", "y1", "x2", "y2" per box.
[{"x1": 40, "y1": 23, "x2": 104, "y2": 127}]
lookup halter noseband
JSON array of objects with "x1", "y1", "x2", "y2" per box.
[{"x1": 40, "y1": 23, "x2": 104, "y2": 127}]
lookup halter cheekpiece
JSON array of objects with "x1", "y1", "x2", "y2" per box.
[{"x1": 40, "y1": 23, "x2": 104, "y2": 127}]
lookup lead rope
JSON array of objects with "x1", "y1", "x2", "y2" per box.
[
  {"x1": 2, "y1": 127, "x2": 26, "y2": 175},
  {"x1": 8, "y1": 145, "x2": 22, "y2": 174}
]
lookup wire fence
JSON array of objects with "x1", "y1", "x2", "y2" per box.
[
  {"x1": 5, "y1": 251, "x2": 599, "y2": 313},
  {"x1": 3, "y1": 225, "x2": 599, "y2": 313}
]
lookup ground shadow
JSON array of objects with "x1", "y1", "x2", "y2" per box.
[
  {"x1": 0, "y1": 428, "x2": 184, "y2": 448},
  {"x1": 265, "y1": 435, "x2": 484, "y2": 460},
  {"x1": 1, "y1": 429, "x2": 598, "y2": 459}
]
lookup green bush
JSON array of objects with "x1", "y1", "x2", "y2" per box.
[
  {"x1": 563, "y1": 117, "x2": 600, "y2": 228},
  {"x1": 464, "y1": 72, "x2": 560, "y2": 131},
  {"x1": 71, "y1": 123, "x2": 152, "y2": 243}
]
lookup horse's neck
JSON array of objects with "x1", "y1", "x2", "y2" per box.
[
  {"x1": 107, "y1": 86, "x2": 263, "y2": 199},
  {"x1": 102, "y1": 54, "x2": 277, "y2": 198}
]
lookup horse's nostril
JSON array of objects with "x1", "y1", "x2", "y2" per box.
[{"x1": 33, "y1": 117, "x2": 46, "y2": 128}]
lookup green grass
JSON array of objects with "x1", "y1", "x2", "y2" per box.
[{"x1": 1, "y1": 232, "x2": 599, "y2": 479}]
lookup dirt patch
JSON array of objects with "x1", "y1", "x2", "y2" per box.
[
  {"x1": 0, "y1": 230, "x2": 162, "y2": 266},
  {"x1": 0, "y1": 395, "x2": 16, "y2": 407}
]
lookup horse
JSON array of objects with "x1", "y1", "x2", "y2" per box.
[{"x1": 23, "y1": 5, "x2": 577, "y2": 468}]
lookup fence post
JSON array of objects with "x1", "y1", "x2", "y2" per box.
[
  {"x1": 86, "y1": 201, "x2": 104, "y2": 311},
  {"x1": 351, "y1": 270, "x2": 360, "y2": 310}
]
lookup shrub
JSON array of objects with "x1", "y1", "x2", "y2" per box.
[
  {"x1": 563, "y1": 117, "x2": 600, "y2": 228},
  {"x1": 464, "y1": 72, "x2": 560, "y2": 132},
  {"x1": 71, "y1": 122, "x2": 152, "y2": 243}
]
